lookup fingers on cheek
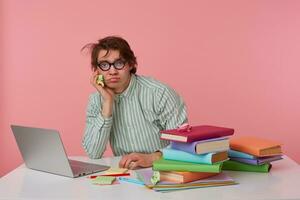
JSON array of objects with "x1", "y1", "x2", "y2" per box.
[
  {"x1": 91, "y1": 76, "x2": 97, "y2": 84},
  {"x1": 90, "y1": 75, "x2": 95, "y2": 82}
]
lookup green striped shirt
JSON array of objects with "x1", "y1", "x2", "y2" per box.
[{"x1": 82, "y1": 74, "x2": 188, "y2": 159}]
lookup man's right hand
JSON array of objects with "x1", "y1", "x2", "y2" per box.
[{"x1": 90, "y1": 71, "x2": 115, "y2": 118}]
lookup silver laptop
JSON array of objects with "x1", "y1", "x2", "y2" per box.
[{"x1": 11, "y1": 125, "x2": 109, "y2": 178}]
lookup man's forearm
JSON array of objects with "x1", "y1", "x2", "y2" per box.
[{"x1": 101, "y1": 100, "x2": 113, "y2": 118}]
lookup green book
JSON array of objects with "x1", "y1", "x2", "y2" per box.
[
  {"x1": 152, "y1": 158, "x2": 222, "y2": 173},
  {"x1": 222, "y1": 160, "x2": 271, "y2": 173}
]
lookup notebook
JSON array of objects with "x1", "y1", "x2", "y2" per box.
[{"x1": 11, "y1": 125, "x2": 109, "y2": 178}]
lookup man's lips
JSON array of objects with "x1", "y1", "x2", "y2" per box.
[{"x1": 107, "y1": 78, "x2": 120, "y2": 83}]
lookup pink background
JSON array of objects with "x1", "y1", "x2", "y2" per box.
[{"x1": 1, "y1": 0, "x2": 300, "y2": 177}]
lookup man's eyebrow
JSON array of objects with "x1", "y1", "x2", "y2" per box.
[{"x1": 98, "y1": 57, "x2": 122, "y2": 62}]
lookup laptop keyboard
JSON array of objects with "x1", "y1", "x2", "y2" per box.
[{"x1": 69, "y1": 160, "x2": 109, "y2": 175}]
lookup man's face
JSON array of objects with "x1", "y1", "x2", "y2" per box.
[{"x1": 97, "y1": 49, "x2": 132, "y2": 93}]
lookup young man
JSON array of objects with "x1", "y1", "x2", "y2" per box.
[{"x1": 82, "y1": 36, "x2": 188, "y2": 169}]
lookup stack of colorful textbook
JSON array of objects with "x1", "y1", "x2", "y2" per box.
[
  {"x1": 222, "y1": 136, "x2": 283, "y2": 172},
  {"x1": 147, "y1": 124, "x2": 237, "y2": 191}
]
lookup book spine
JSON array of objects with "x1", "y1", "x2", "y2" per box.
[{"x1": 153, "y1": 162, "x2": 222, "y2": 173}]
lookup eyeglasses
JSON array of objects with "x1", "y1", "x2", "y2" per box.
[{"x1": 97, "y1": 59, "x2": 126, "y2": 71}]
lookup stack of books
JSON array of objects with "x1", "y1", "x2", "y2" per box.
[
  {"x1": 149, "y1": 125, "x2": 236, "y2": 191},
  {"x1": 222, "y1": 136, "x2": 283, "y2": 173},
  {"x1": 135, "y1": 167, "x2": 236, "y2": 192}
]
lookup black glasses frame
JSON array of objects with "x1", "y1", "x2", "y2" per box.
[{"x1": 96, "y1": 59, "x2": 126, "y2": 71}]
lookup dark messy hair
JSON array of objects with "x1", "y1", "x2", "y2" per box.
[{"x1": 82, "y1": 36, "x2": 137, "y2": 74}]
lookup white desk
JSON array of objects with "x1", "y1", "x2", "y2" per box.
[{"x1": 1, "y1": 155, "x2": 300, "y2": 200}]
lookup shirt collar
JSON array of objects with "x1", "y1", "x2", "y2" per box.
[{"x1": 115, "y1": 74, "x2": 136, "y2": 102}]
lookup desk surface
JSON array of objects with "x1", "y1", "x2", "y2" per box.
[{"x1": 1, "y1": 155, "x2": 300, "y2": 200}]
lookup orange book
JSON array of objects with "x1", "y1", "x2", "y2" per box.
[
  {"x1": 230, "y1": 136, "x2": 282, "y2": 157},
  {"x1": 159, "y1": 171, "x2": 217, "y2": 183}
]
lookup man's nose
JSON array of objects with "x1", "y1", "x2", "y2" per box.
[{"x1": 108, "y1": 66, "x2": 118, "y2": 75}]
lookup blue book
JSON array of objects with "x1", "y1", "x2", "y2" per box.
[
  {"x1": 228, "y1": 149, "x2": 256, "y2": 159},
  {"x1": 162, "y1": 148, "x2": 228, "y2": 164}
]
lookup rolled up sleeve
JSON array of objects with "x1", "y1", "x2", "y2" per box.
[{"x1": 82, "y1": 93, "x2": 113, "y2": 159}]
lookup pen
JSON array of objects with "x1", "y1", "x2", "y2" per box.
[
  {"x1": 89, "y1": 173, "x2": 130, "y2": 179},
  {"x1": 118, "y1": 177, "x2": 145, "y2": 186}
]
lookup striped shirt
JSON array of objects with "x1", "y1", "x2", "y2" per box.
[{"x1": 82, "y1": 74, "x2": 188, "y2": 159}]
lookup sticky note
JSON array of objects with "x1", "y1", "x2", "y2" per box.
[
  {"x1": 104, "y1": 168, "x2": 128, "y2": 175},
  {"x1": 151, "y1": 171, "x2": 160, "y2": 185},
  {"x1": 91, "y1": 176, "x2": 116, "y2": 185},
  {"x1": 96, "y1": 75, "x2": 105, "y2": 86}
]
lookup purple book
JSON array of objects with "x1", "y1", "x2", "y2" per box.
[
  {"x1": 170, "y1": 137, "x2": 229, "y2": 154},
  {"x1": 230, "y1": 155, "x2": 283, "y2": 165}
]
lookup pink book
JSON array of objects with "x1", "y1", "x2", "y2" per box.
[{"x1": 160, "y1": 125, "x2": 234, "y2": 143}]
